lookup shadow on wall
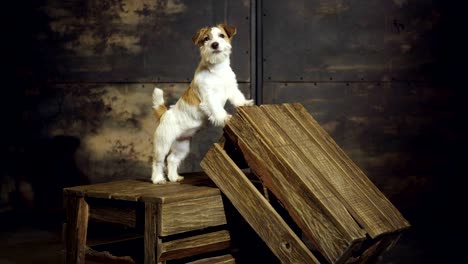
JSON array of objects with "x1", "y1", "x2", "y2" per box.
[{"x1": 1, "y1": 135, "x2": 88, "y2": 227}]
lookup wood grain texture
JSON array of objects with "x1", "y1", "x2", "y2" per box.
[
  {"x1": 257, "y1": 104, "x2": 394, "y2": 236},
  {"x1": 89, "y1": 205, "x2": 137, "y2": 228},
  {"x1": 63, "y1": 173, "x2": 220, "y2": 203},
  {"x1": 348, "y1": 234, "x2": 401, "y2": 264},
  {"x1": 64, "y1": 196, "x2": 89, "y2": 264},
  {"x1": 159, "y1": 230, "x2": 231, "y2": 261},
  {"x1": 225, "y1": 110, "x2": 362, "y2": 263},
  {"x1": 285, "y1": 103, "x2": 410, "y2": 236},
  {"x1": 201, "y1": 143, "x2": 320, "y2": 264},
  {"x1": 233, "y1": 104, "x2": 409, "y2": 238},
  {"x1": 65, "y1": 172, "x2": 231, "y2": 263},
  {"x1": 186, "y1": 254, "x2": 236, "y2": 264},
  {"x1": 144, "y1": 202, "x2": 158, "y2": 264},
  {"x1": 213, "y1": 103, "x2": 409, "y2": 262},
  {"x1": 85, "y1": 247, "x2": 135, "y2": 264},
  {"x1": 159, "y1": 195, "x2": 227, "y2": 237}
]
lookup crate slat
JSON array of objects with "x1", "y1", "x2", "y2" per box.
[
  {"x1": 201, "y1": 143, "x2": 320, "y2": 264},
  {"x1": 159, "y1": 230, "x2": 231, "y2": 261}
]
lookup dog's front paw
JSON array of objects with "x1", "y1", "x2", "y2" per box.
[
  {"x1": 209, "y1": 114, "x2": 232, "y2": 127},
  {"x1": 242, "y1": 99, "x2": 254, "y2": 106},
  {"x1": 224, "y1": 114, "x2": 232, "y2": 125}
]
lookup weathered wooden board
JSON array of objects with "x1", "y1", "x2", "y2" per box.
[
  {"x1": 281, "y1": 104, "x2": 410, "y2": 233},
  {"x1": 231, "y1": 105, "x2": 409, "y2": 237},
  {"x1": 88, "y1": 201, "x2": 139, "y2": 228},
  {"x1": 225, "y1": 109, "x2": 365, "y2": 263},
  {"x1": 206, "y1": 104, "x2": 410, "y2": 262},
  {"x1": 159, "y1": 195, "x2": 227, "y2": 236},
  {"x1": 186, "y1": 254, "x2": 236, "y2": 264},
  {"x1": 159, "y1": 230, "x2": 231, "y2": 261},
  {"x1": 85, "y1": 247, "x2": 136, "y2": 264},
  {"x1": 144, "y1": 202, "x2": 159, "y2": 264},
  {"x1": 63, "y1": 172, "x2": 220, "y2": 203},
  {"x1": 64, "y1": 196, "x2": 89, "y2": 264},
  {"x1": 201, "y1": 143, "x2": 320, "y2": 264}
]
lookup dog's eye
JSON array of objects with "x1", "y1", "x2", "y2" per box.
[
  {"x1": 219, "y1": 34, "x2": 225, "y2": 38},
  {"x1": 203, "y1": 36, "x2": 209, "y2": 42}
]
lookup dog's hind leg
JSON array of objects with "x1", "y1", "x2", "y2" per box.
[
  {"x1": 151, "y1": 154, "x2": 167, "y2": 184},
  {"x1": 167, "y1": 139, "x2": 190, "y2": 183},
  {"x1": 152, "y1": 134, "x2": 174, "y2": 184}
]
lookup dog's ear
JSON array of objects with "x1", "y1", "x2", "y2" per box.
[
  {"x1": 218, "y1": 24, "x2": 237, "y2": 39},
  {"x1": 192, "y1": 27, "x2": 210, "y2": 46}
]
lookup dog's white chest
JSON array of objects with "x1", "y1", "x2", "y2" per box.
[{"x1": 196, "y1": 66, "x2": 236, "y2": 97}]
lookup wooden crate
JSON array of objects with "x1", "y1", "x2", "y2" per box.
[
  {"x1": 201, "y1": 103, "x2": 410, "y2": 264},
  {"x1": 63, "y1": 173, "x2": 234, "y2": 264}
]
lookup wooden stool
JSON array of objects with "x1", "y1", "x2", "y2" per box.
[{"x1": 63, "y1": 172, "x2": 233, "y2": 264}]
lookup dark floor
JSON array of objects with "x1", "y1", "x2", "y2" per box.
[{"x1": 0, "y1": 211, "x2": 442, "y2": 264}]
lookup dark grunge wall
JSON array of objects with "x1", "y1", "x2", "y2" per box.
[{"x1": 2, "y1": 1, "x2": 467, "y2": 263}]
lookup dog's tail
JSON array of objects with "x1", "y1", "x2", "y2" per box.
[{"x1": 152, "y1": 87, "x2": 167, "y2": 121}]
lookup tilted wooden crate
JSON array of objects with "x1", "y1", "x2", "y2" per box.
[{"x1": 201, "y1": 103, "x2": 410, "y2": 263}]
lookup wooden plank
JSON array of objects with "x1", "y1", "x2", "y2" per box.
[
  {"x1": 186, "y1": 254, "x2": 236, "y2": 264},
  {"x1": 201, "y1": 144, "x2": 320, "y2": 264},
  {"x1": 144, "y1": 202, "x2": 159, "y2": 264},
  {"x1": 64, "y1": 196, "x2": 89, "y2": 264},
  {"x1": 284, "y1": 103, "x2": 410, "y2": 235},
  {"x1": 159, "y1": 230, "x2": 231, "y2": 261},
  {"x1": 346, "y1": 234, "x2": 401, "y2": 264},
  {"x1": 225, "y1": 113, "x2": 360, "y2": 263},
  {"x1": 144, "y1": 187, "x2": 221, "y2": 204},
  {"x1": 255, "y1": 104, "x2": 393, "y2": 236},
  {"x1": 88, "y1": 204, "x2": 138, "y2": 229},
  {"x1": 85, "y1": 247, "x2": 135, "y2": 264},
  {"x1": 112, "y1": 184, "x2": 204, "y2": 202},
  {"x1": 65, "y1": 173, "x2": 220, "y2": 203},
  {"x1": 64, "y1": 180, "x2": 144, "y2": 200},
  {"x1": 159, "y1": 195, "x2": 227, "y2": 237}
]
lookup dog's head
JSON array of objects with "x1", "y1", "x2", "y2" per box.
[{"x1": 192, "y1": 24, "x2": 237, "y2": 65}]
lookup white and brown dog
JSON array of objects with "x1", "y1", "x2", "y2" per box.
[{"x1": 151, "y1": 24, "x2": 253, "y2": 184}]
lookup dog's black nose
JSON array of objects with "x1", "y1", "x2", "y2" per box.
[{"x1": 211, "y1": 42, "x2": 219, "y2": 49}]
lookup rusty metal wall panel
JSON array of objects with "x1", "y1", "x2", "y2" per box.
[
  {"x1": 262, "y1": 0, "x2": 441, "y2": 82},
  {"x1": 37, "y1": 0, "x2": 250, "y2": 82}
]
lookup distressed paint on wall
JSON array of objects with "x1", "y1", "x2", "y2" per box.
[
  {"x1": 5, "y1": 0, "x2": 251, "y2": 184},
  {"x1": 45, "y1": 0, "x2": 187, "y2": 56},
  {"x1": 39, "y1": 83, "x2": 249, "y2": 182},
  {"x1": 263, "y1": 0, "x2": 443, "y2": 82},
  {"x1": 35, "y1": 0, "x2": 251, "y2": 82}
]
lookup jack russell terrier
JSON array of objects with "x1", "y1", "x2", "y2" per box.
[{"x1": 151, "y1": 24, "x2": 253, "y2": 184}]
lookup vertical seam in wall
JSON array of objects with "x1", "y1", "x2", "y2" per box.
[
  {"x1": 255, "y1": 0, "x2": 263, "y2": 104},
  {"x1": 250, "y1": 0, "x2": 257, "y2": 103}
]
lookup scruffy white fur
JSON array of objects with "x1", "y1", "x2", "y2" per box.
[{"x1": 151, "y1": 24, "x2": 253, "y2": 184}]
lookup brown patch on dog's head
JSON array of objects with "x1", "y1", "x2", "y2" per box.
[
  {"x1": 192, "y1": 27, "x2": 211, "y2": 46},
  {"x1": 217, "y1": 24, "x2": 237, "y2": 42}
]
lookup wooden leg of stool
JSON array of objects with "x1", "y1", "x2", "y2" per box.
[
  {"x1": 64, "y1": 196, "x2": 89, "y2": 264},
  {"x1": 145, "y1": 202, "x2": 162, "y2": 264}
]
